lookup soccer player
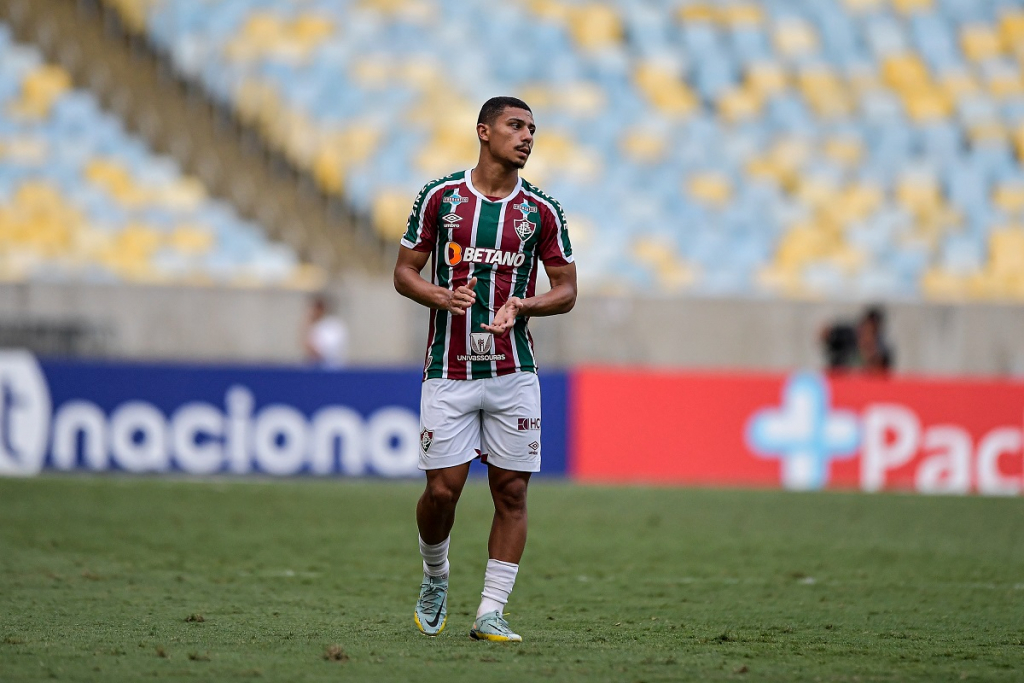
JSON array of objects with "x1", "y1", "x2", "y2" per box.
[{"x1": 394, "y1": 96, "x2": 576, "y2": 641}]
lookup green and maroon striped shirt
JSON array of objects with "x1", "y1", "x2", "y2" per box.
[{"x1": 401, "y1": 170, "x2": 573, "y2": 381}]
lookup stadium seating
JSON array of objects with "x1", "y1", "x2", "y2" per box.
[
  {"x1": 94, "y1": 0, "x2": 1024, "y2": 299},
  {"x1": 0, "y1": 24, "x2": 318, "y2": 287}
]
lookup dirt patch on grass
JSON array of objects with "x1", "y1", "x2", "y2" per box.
[{"x1": 323, "y1": 644, "x2": 349, "y2": 662}]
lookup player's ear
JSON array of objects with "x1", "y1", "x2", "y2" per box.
[{"x1": 477, "y1": 122, "x2": 489, "y2": 143}]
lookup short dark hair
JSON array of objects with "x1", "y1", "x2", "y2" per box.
[{"x1": 477, "y1": 96, "x2": 532, "y2": 126}]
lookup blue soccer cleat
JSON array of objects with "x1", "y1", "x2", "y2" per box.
[
  {"x1": 414, "y1": 574, "x2": 448, "y2": 636},
  {"x1": 469, "y1": 610, "x2": 522, "y2": 642}
]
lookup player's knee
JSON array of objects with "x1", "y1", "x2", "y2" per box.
[
  {"x1": 425, "y1": 480, "x2": 461, "y2": 509},
  {"x1": 493, "y1": 479, "x2": 528, "y2": 515}
]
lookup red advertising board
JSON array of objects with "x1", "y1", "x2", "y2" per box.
[{"x1": 571, "y1": 367, "x2": 1024, "y2": 495}]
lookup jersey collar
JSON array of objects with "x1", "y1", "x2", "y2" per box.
[{"x1": 464, "y1": 168, "x2": 522, "y2": 204}]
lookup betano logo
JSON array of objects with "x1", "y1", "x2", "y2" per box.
[
  {"x1": 444, "y1": 242, "x2": 526, "y2": 268},
  {"x1": 745, "y1": 373, "x2": 860, "y2": 491}
]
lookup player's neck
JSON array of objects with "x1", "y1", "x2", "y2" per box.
[{"x1": 470, "y1": 158, "x2": 519, "y2": 199}]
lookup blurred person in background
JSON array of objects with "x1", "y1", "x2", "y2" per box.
[
  {"x1": 303, "y1": 295, "x2": 348, "y2": 368},
  {"x1": 821, "y1": 305, "x2": 893, "y2": 375},
  {"x1": 394, "y1": 96, "x2": 576, "y2": 642}
]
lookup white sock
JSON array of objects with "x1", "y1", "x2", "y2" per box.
[
  {"x1": 476, "y1": 559, "x2": 518, "y2": 617},
  {"x1": 419, "y1": 535, "x2": 450, "y2": 578}
]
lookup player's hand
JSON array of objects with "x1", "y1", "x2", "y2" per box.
[
  {"x1": 444, "y1": 277, "x2": 477, "y2": 315},
  {"x1": 482, "y1": 296, "x2": 524, "y2": 335}
]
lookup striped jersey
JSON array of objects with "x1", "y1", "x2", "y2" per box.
[{"x1": 401, "y1": 169, "x2": 573, "y2": 381}]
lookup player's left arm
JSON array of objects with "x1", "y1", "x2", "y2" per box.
[{"x1": 481, "y1": 261, "x2": 576, "y2": 335}]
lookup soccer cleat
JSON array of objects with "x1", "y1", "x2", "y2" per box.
[
  {"x1": 469, "y1": 610, "x2": 522, "y2": 642},
  {"x1": 413, "y1": 574, "x2": 448, "y2": 636}
]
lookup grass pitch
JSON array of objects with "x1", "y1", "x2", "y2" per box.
[{"x1": 0, "y1": 477, "x2": 1021, "y2": 682}]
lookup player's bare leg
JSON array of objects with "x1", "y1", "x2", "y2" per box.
[
  {"x1": 471, "y1": 465, "x2": 530, "y2": 642},
  {"x1": 486, "y1": 465, "x2": 530, "y2": 562},
  {"x1": 414, "y1": 462, "x2": 471, "y2": 636},
  {"x1": 417, "y1": 462, "x2": 472, "y2": 544}
]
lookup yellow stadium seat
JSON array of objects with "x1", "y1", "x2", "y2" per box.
[
  {"x1": 892, "y1": 0, "x2": 933, "y2": 15},
  {"x1": 312, "y1": 147, "x2": 345, "y2": 196},
  {"x1": 921, "y1": 268, "x2": 969, "y2": 300},
  {"x1": 745, "y1": 62, "x2": 788, "y2": 97},
  {"x1": 1001, "y1": 12, "x2": 1024, "y2": 52},
  {"x1": 938, "y1": 69, "x2": 980, "y2": 100},
  {"x1": 896, "y1": 174, "x2": 941, "y2": 216},
  {"x1": 994, "y1": 183, "x2": 1024, "y2": 215},
  {"x1": 847, "y1": 65, "x2": 883, "y2": 96},
  {"x1": 986, "y1": 68, "x2": 1024, "y2": 99},
  {"x1": 687, "y1": 172, "x2": 732, "y2": 207},
  {"x1": 774, "y1": 223, "x2": 838, "y2": 270},
  {"x1": 968, "y1": 121, "x2": 1008, "y2": 145},
  {"x1": 676, "y1": 4, "x2": 717, "y2": 23},
  {"x1": 634, "y1": 63, "x2": 698, "y2": 118},
  {"x1": 372, "y1": 189, "x2": 414, "y2": 242},
  {"x1": 8, "y1": 65, "x2": 72, "y2": 119},
  {"x1": 1014, "y1": 124, "x2": 1024, "y2": 161},
  {"x1": 568, "y1": 4, "x2": 622, "y2": 50},
  {"x1": 794, "y1": 175, "x2": 841, "y2": 211},
  {"x1": 718, "y1": 87, "x2": 762, "y2": 123},
  {"x1": 720, "y1": 5, "x2": 764, "y2": 26},
  {"x1": 620, "y1": 128, "x2": 665, "y2": 164},
  {"x1": 800, "y1": 67, "x2": 853, "y2": 118},
  {"x1": 528, "y1": 0, "x2": 573, "y2": 23},
  {"x1": 882, "y1": 54, "x2": 929, "y2": 91},
  {"x1": 168, "y1": 225, "x2": 215, "y2": 255},
  {"x1": 988, "y1": 228, "x2": 1024, "y2": 274},
  {"x1": 290, "y1": 14, "x2": 334, "y2": 42},
  {"x1": 773, "y1": 19, "x2": 819, "y2": 59},
  {"x1": 961, "y1": 24, "x2": 1003, "y2": 62},
  {"x1": 823, "y1": 138, "x2": 865, "y2": 168},
  {"x1": 903, "y1": 88, "x2": 952, "y2": 121}
]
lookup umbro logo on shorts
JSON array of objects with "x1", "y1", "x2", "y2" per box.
[{"x1": 517, "y1": 418, "x2": 541, "y2": 431}]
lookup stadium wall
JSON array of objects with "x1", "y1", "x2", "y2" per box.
[
  {"x1": 2, "y1": 351, "x2": 1022, "y2": 496},
  {"x1": 3, "y1": 280, "x2": 1024, "y2": 375}
]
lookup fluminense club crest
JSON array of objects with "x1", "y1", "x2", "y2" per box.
[
  {"x1": 514, "y1": 219, "x2": 535, "y2": 240},
  {"x1": 420, "y1": 429, "x2": 433, "y2": 452},
  {"x1": 514, "y1": 202, "x2": 536, "y2": 240}
]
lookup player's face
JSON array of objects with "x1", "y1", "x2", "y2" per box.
[{"x1": 487, "y1": 108, "x2": 535, "y2": 169}]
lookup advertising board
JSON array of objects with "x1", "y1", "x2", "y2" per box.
[
  {"x1": 572, "y1": 368, "x2": 1024, "y2": 495},
  {"x1": 0, "y1": 351, "x2": 569, "y2": 478}
]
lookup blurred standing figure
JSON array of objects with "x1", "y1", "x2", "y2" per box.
[
  {"x1": 821, "y1": 306, "x2": 893, "y2": 375},
  {"x1": 303, "y1": 295, "x2": 348, "y2": 367}
]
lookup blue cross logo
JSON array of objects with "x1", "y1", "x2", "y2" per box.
[{"x1": 745, "y1": 373, "x2": 860, "y2": 490}]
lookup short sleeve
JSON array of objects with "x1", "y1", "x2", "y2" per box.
[
  {"x1": 401, "y1": 182, "x2": 442, "y2": 252},
  {"x1": 536, "y1": 198, "x2": 574, "y2": 266}
]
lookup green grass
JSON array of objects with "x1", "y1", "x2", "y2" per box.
[{"x1": 0, "y1": 477, "x2": 1022, "y2": 682}]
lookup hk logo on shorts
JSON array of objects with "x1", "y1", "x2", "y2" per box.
[
  {"x1": 517, "y1": 418, "x2": 541, "y2": 431},
  {"x1": 470, "y1": 333, "x2": 493, "y2": 356},
  {"x1": 420, "y1": 429, "x2": 433, "y2": 453}
]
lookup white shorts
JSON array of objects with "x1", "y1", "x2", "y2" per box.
[{"x1": 418, "y1": 372, "x2": 542, "y2": 473}]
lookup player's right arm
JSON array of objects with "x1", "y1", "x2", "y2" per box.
[{"x1": 394, "y1": 247, "x2": 477, "y2": 315}]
